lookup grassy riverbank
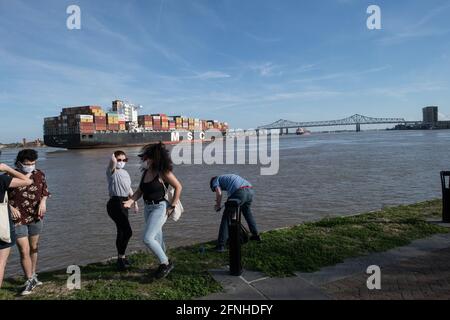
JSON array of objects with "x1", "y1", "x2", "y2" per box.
[{"x1": 0, "y1": 199, "x2": 448, "y2": 300}]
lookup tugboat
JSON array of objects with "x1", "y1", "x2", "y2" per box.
[{"x1": 296, "y1": 128, "x2": 311, "y2": 136}]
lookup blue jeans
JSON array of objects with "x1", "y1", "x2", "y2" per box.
[
  {"x1": 217, "y1": 188, "x2": 259, "y2": 247},
  {"x1": 143, "y1": 201, "x2": 168, "y2": 264}
]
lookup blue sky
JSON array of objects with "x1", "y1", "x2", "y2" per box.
[{"x1": 1, "y1": 0, "x2": 450, "y2": 142}]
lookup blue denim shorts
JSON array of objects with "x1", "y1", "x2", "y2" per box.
[{"x1": 15, "y1": 220, "x2": 43, "y2": 239}]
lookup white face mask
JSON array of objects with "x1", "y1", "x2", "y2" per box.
[
  {"x1": 20, "y1": 163, "x2": 35, "y2": 174},
  {"x1": 116, "y1": 162, "x2": 126, "y2": 170}
]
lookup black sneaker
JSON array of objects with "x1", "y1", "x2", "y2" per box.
[
  {"x1": 123, "y1": 257, "x2": 131, "y2": 267},
  {"x1": 155, "y1": 261, "x2": 174, "y2": 279},
  {"x1": 250, "y1": 234, "x2": 262, "y2": 242},
  {"x1": 117, "y1": 258, "x2": 127, "y2": 271},
  {"x1": 21, "y1": 278, "x2": 38, "y2": 296},
  {"x1": 215, "y1": 245, "x2": 226, "y2": 253}
]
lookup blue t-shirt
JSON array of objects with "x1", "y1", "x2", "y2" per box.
[{"x1": 212, "y1": 174, "x2": 252, "y2": 196}]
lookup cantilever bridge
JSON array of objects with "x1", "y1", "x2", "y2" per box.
[{"x1": 258, "y1": 114, "x2": 411, "y2": 132}]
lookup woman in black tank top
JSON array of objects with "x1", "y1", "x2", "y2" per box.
[
  {"x1": 140, "y1": 173, "x2": 167, "y2": 203},
  {"x1": 123, "y1": 142, "x2": 182, "y2": 279}
]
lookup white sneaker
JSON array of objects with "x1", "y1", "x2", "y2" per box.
[
  {"x1": 21, "y1": 278, "x2": 38, "y2": 296},
  {"x1": 33, "y1": 274, "x2": 43, "y2": 286}
]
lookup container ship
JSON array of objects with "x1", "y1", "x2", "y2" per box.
[{"x1": 44, "y1": 100, "x2": 228, "y2": 149}]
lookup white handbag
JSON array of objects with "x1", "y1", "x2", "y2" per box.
[
  {"x1": 0, "y1": 193, "x2": 11, "y2": 243},
  {"x1": 160, "y1": 178, "x2": 184, "y2": 222}
]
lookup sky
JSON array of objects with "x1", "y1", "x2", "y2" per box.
[{"x1": 0, "y1": 0, "x2": 450, "y2": 142}]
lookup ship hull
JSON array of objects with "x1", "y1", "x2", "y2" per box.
[{"x1": 44, "y1": 130, "x2": 223, "y2": 149}]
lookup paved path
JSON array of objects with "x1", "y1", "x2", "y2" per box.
[
  {"x1": 201, "y1": 228, "x2": 450, "y2": 300},
  {"x1": 323, "y1": 246, "x2": 450, "y2": 300}
]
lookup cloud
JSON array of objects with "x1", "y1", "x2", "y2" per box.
[
  {"x1": 378, "y1": 2, "x2": 450, "y2": 45},
  {"x1": 438, "y1": 112, "x2": 450, "y2": 120},
  {"x1": 363, "y1": 81, "x2": 445, "y2": 99},
  {"x1": 293, "y1": 65, "x2": 391, "y2": 83},
  {"x1": 156, "y1": 0, "x2": 166, "y2": 32},
  {"x1": 245, "y1": 32, "x2": 281, "y2": 43},
  {"x1": 293, "y1": 64, "x2": 318, "y2": 73},
  {"x1": 250, "y1": 62, "x2": 282, "y2": 77},
  {"x1": 378, "y1": 28, "x2": 450, "y2": 46},
  {"x1": 190, "y1": 0, "x2": 227, "y2": 31},
  {"x1": 262, "y1": 90, "x2": 343, "y2": 102},
  {"x1": 189, "y1": 71, "x2": 231, "y2": 80}
]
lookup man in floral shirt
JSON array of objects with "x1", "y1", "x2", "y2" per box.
[{"x1": 8, "y1": 149, "x2": 50, "y2": 296}]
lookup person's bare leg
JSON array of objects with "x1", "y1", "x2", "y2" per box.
[
  {"x1": 16, "y1": 237, "x2": 33, "y2": 280},
  {"x1": 29, "y1": 235, "x2": 40, "y2": 275},
  {"x1": 0, "y1": 247, "x2": 11, "y2": 288}
]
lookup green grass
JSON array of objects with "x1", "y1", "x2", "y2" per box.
[{"x1": 1, "y1": 199, "x2": 448, "y2": 300}]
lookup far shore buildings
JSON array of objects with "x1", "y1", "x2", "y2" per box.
[
  {"x1": 395, "y1": 106, "x2": 450, "y2": 130},
  {"x1": 423, "y1": 106, "x2": 450, "y2": 129},
  {"x1": 423, "y1": 106, "x2": 439, "y2": 125}
]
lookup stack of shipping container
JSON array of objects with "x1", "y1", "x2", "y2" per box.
[
  {"x1": 75, "y1": 115, "x2": 95, "y2": 134},
  {"x1": 94, "y1": 115, "x2": 107, "y2": 131},
  {"x1": 43, "y1": 106, "x2": 105, "y2": 135},
  {"x1": 152, "y1": 114, "x2": 161, "y2": 131},
  {"x1": 107, "y1": 113, "x2": 119, "y2": 131},
  {"x1": 174, "y1": 116, "x2": 183, "y2": 129},
  {"x1": 45, "y1": 104, "x2": 229, "y2": 136},
  {"x1": 167, "y1": 116, "x2": 176, "y2": 130},
  {"x1": 138, "y1": 115, "x2": 153, "y2": 130},
  {"x1": 119, "y1": 114, "x2": 126, "y2": 131},
  {"x1": 160, "y1": 114, "x2": 169, "y2": 131},
  {"x1": 43, "y1": 117, "x2": 60, "y2": 136}
]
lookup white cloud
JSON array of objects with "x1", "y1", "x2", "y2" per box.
[
  {"x1": 245, "y1": 32, "x2": 281, "y2": 43},
  {"x1": 439, "y1": 112, "x2": 450, "y2": 121},
  {"x1": 378, "y1": 2, "x2": 450, "y2": 45},
  {"x1": 190, "y1": 71, "x2": 231, "y2": 80},
  {"x1": 250, "y1": 62, "x2": 282, "y2": 77},
  {"x1": 293, "y1": 65, "x2": 391, "y2": 83}
]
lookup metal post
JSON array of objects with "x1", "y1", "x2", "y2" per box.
[
  {"x1": 441, "y1": 171, "x2": 450, "y2": 223},
  {"x1": 224, "y1": 199, "x2": 243, "y2": 276}
]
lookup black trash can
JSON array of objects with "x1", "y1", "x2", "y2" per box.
[
  {"x1": 440, "y1": 171, "x2": 450, "y2": 223},
  {"x1": 224, "y1": 199, "x2": 243, "y2": 276}
]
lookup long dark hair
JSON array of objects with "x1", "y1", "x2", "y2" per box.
[{"x1": 140, "y1": 142, "x2": 173, "y2": 174}]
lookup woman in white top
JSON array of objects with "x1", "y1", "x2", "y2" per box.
[{"x1": 106, "y1": 151, "x2": 138, "y2": 271}]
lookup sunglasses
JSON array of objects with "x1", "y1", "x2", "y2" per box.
[{"x1": 117, "y1": 159, "x2": 128, "y2": 163}]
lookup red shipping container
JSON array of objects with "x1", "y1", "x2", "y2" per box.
[
  {"x1": 95, "y1": 124, "x2": 107, "y2": 130},
  {"x1": 95, "y1": 116, "x2": 107, "y2": 122}
]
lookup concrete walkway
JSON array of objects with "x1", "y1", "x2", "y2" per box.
[{"x1": 201, "y1": 225, "x2": 450, "y2": 300}]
